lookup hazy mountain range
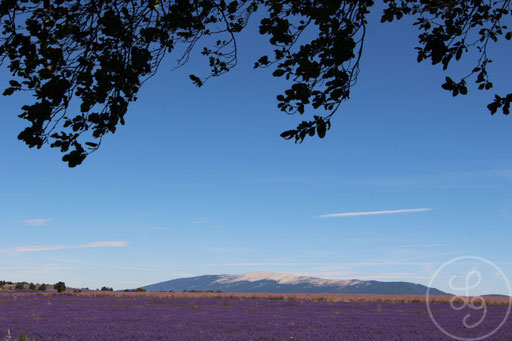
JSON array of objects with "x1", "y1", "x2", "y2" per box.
[{"x1": 141, "y1": 271, "x2": 449, "y2": 295}]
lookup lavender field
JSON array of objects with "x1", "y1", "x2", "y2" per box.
[{"x1": 1, "y1": 293, "x2": 511, "y2": 340}]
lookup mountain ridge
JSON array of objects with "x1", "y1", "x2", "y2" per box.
[{"x1": 140, "y1": 271, "x2": 449, "y2": 295}]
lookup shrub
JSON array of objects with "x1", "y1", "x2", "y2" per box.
[
  {"x1": 29, "y1": 283, "x2": 36, "y2": 290},
  {"x1": 54, "y1": 281, "x2": 66, "y2": 292},
  {"x1": 14, "y1": 283, "x2": 24, "y2": 290},
  {"x1": 135, "y1": 288, "x2": 146, "y2": 292},
  {"x1": 100, "y1": 286, "x2": 113, "y2": 291},
  {"x1": 38, "y1": 284, "x2": 47, "y2": 291}
]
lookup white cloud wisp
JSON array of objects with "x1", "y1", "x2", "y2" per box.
[
  {"x1": 317, "y1": 208, "x2": 431, "y2": 218},
  {"x1": 23, "y1": 218, "x2": 51, "y2": 226},
  {"x1": 0, "y1": 241, "x2": 129, "y2": 253}
]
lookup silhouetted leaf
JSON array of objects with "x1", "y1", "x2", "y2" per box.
[
  {"x1": 272, "y1": 69, "x2": 285, "y2": 77},
  {"x1": 317, "y1": 121, "x2": 326, "y2": 139},
  {"x1": 2, "y1": 88, "x2": 14, "y2": 96},
  {"x1": 189, "y1": 75, "x2": 203, "y2": 87}
]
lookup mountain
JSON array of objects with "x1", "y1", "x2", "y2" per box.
[{"x1": 141, "y1": 271, "x2": 448, "y2": 295}]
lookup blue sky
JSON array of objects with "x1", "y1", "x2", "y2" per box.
[{"x1": 1, "y1": 7, "x2": 511, "y2": 294}]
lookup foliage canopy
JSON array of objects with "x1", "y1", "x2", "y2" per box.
[
  {"x1": 54, "y1": 281, "x2": 66, "y2": 292},
  {"x1": 1, "y1": 0, "x2": 510, "y2": 167}
]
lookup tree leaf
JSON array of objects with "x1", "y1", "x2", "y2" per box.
[{"x1": 272, "y1": 69, "x2": 285, "y2": 77}]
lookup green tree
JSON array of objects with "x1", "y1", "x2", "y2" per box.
[
  {"x1": 1, "y1": 1, "x2": 510, "y2": 167},
  {"x1": 38, "y1": 283, "x2": 47, "y2": 291},
  {"x1": 14, "y1": 282, "x2": 25, "y2": 290},
  {"x1": 100, "y1": 286, "x2": 113, "y2": 291},
  {"x1": 54, "y1": 281, "x2": 66, "y2": 293},
  {"x1": 29, "y1": 282, "x2": 36, "y2": 290}
]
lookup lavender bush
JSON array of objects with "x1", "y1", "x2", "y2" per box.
[{"x1": 0, "y1": 294, "x2": 511, "y2": 340}]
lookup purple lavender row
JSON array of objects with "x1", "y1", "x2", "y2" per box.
[{"x1": 1, "y1": 295, "x2": 511, "y2": 340}]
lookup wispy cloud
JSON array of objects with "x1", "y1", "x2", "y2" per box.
[
  {"x1": 351, "y1": 273, "x2": 432, "y2": 280},
  {"x1": 203, "y1": 262, "x2": 310, "y2": 267},
  {"x1": 382, "y1": 243, "x2": 446, "y2": 249},
  {"x1": 317, "y1": 208, "x2": 431, "y2": 218},
  {"x1": 207, "y1": 247, "x2": 248, "y2": 253},
  {"x1": 295, "y1": 271, "x2": 429, "y2": 280},
  {"x1": 0, "y1": 241, "x2": 129, "y2": 253},
  {"x1": 23, "y1": 218, "x2": 51, "y2": 226},
  {"x1": 259, "y1": 177, "x2": 304, "y2": 183},
  {"x1": 294, "y1": 271, "x2": 353, "y2": 278},
  {"x1": 478, "y1": 169, "x2": 512, "y2": 180}
]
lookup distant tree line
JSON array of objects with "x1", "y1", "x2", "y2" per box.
[
  {"x1": 0, "y1": 280, "x2": 65, "y2": 292},
  {"x1": 122, "y1": 288, "x2": 147, "y2": 292},
  {"x1": 1, "y1": 280, "x2": 133, "y2": 293},
  {"x1": 0, "y1": 280, "x2": 13, "y2": 287}
]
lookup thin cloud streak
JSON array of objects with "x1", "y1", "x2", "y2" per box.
[
  {"x1": 23, "y1": 218, "x2": 51, "y2": 226},
  {"x1": 0, "y1": 241, "x2": 129, "y2": 253},
  {"x1": 317, "y1": 208, "x2": 431, "y2": 218},
  {"x1": 295, "y1": 271, "x2": 430, "y2": 280}
]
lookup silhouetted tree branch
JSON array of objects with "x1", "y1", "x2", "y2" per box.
[{"x1": 1, "y1": 0, "x2": 510, "y2": 167}]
